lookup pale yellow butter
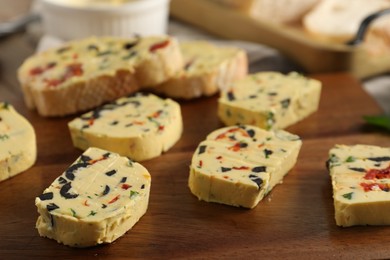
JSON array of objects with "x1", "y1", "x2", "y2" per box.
[
  {"x1": 35, "y1": 147, "x2": 151, "y2": 247},
  {"x1": 189, "y1": 125, "x2": 302, "y2": 208},
  {"x1": 0, "y1": 102, "x2": 36, "y2": 181},
  {"x1": 328, "y1": 144, "x2": 390, "y2": 227},
  {"x1": 218, "y1": 71, "x2": 321, "y2": 130},
  {"x1": 68, "y1": 93, "x2": 183, "y2": 161}
]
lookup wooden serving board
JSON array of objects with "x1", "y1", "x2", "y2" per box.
[
  {"x1": 1, "y1": 36, "x2": 390, "y2": 259},
  {"x1": 170, "y1": 0, "x2": 390, "y2": 79}
]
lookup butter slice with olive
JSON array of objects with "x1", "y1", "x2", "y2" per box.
[
  {"x1": 328, "y1": 144, "x2": 390, "y2": 227},
  {"x1": 0, "y1": 102, "x2": 36, "y2": 182},
  {"x1": 189, "y1": 125, "x2": 302, "y2": 208},
  {"x1": 218, "y1": 72, "x2": 321, "y2": 130},
  {"x1": 68, "y1": 93, "x2": 182, "y2": 162},
  {"x1": 35, "y1": 147, "x2": 151, "y2": 247}
]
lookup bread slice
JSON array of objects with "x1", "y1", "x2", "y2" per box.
[
  {"x1": 152, "y1": 41, "x2": 247, "y2": 99},
  {"x1": 303, "y1": 0, "x2": 390, "y2": 43},
  {"x1": 18, "y1": 36, "x2": 183, "y2": 117},
  {"x1": 212, "y1": 0, "x2": 320, "y2": 24}
]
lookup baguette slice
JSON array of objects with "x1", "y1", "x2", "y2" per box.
[
  {"x1": 18, "y1": 36, "x2": 183, "y2": 117},
  {"x1": 0, "y1": 102, "x2": 36, "y2": 181},
  {"x1": 328, "y1": 144, "x2": 390, "y2": 227},
  {"x1": 152, "y1": 41, "x2": 248, "y2": 99},
  {"x1": 303, "y1": 0, "x2": 390, "y2": 43}
]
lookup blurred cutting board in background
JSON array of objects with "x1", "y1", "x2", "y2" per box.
[{"x1": 170, "y1": 0, "x2": 390, "y2": 79}]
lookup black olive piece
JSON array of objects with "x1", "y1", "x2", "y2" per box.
[
  {"x1": 198, "y1": 145, "x2": 207, "y2": 155},
  {"x1": 39, "y1": 192, "x2": 54, "y2": 201},
  {"x1": 60, "y1": 182, "x2": 79, "y2": 199}
]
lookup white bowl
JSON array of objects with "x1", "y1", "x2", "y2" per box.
[{"x1": 39, "y1": 0, "x2": 170, "y2": 40}]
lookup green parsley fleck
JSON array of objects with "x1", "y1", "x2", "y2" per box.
[
  {"x1": 88, "y1": 210, "x2": 97, "y2": 216},
  {"x1": 127, "y1": 159, "x2": 134, "y2": 167},
  {"x1": 0, "y1": 134, "x2": 9, "y2": 141},
  {"x1": 342, "y1": 192, "x2": 353, "y2": 200},
  {"x1": 329, "y1": 154, "x2": 340, "y2": 167},
  {"x1": 345, "y1": 156, "x2": 356, "y2": 163},
  {"x1": 130, "y1": 190, "x2": 139, "y2": 199},
  {"x1": 266, "y1": 112, "x2": 275, "y2": 130},
  {"x1": 70, "y1": 208, "x2": 77, "y2": 217},
  {"x1": 1, "y1": 102, "x2": 9, "y2": 110}
]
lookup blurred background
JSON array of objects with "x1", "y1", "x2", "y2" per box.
[{"x1": 0, "y1": 0, "x2": 389, "y2": 114}]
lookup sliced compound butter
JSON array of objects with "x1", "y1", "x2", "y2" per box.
[
  {"x1": 154, "y1": 41, "x2": 247, "y2": 99},
  {"x1": 68, "y1": 93, "x2": 182, "y2": 161},
  {"x1": 35, "y1": 147, "x2": 151, "y2": 247},
  {"x1": 218, "y1": 71, "x2": 321, "y2": 130},
  {"x1": 0, "y1": 102, "x2": 36, "y2": 182},
  {"x1": 189, "y1": 125, "x2": 302, "y2": 208},
  {"x1": 328, "y1": 144, "x2": 390, "y2": 227}
]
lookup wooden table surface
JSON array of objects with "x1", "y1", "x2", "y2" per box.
[{"x1": 1, "y1": 33, "x2": 390, "y2": 259}]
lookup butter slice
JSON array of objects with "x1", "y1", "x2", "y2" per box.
[
  {"x1": 218, "y1": 72, "x2": 321, "y2": 130},
  {"x1": 154, "y1": 41, "x2": 247, "y2": 99},
  {"x1": 189, "y1": 125, "x2": 302, "y2": 208},
  {"x1": 0, "y1": 102, "x2": 36, "y2": 181},
  {"x1": 35, "y1": 147, "x2": 151, "y2": 247},
  {"x1": 68, "y1": 93, "x2": 182, "y2": 161},
  {"x1": 328, "y1": 144, "x2": 390, "y2": 227}
]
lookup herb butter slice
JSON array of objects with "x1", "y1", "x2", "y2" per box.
[
  {"x1": 189, "y1": 125, "x2": 302, "y2": 208},
  {"x1": 0, "y1": 102, "x2": 36, "y2": 182},
  {"x1": 68, "y1": 93, "x2": 182, "y2": 162},
  {"x1": 328, "y1": 144, "x2": 390, "y2": 227},
  {"x1": 35, "y1": 147, "x2": 151, "y2": 247},
  {"x1": 218, "y1": 71, "x2": 321, "y2": 130}
]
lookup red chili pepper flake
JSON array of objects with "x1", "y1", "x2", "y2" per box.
[
  {"x1": 198, "y1": 160, "x2": 203, "y2": 168},
  {"x1": 64, "y1": 63, "x2": 83, "y2": 79},
  {"x1": 215, "y1": 127, "x2": 249, "y2": 140},
  {"x1": 88, "y1": 154, "x2": 110, "y2": 164},
  {"x1": 216, "y1": 156, "x2": 223, "y2": 160},
  {"x1": 108, "y1": 195, "x2": 120, "y2": 204},
  {"x1": 223, "y1": 175, "x2": 229, "y2": 179},
  {"x1": 29, "y1": 66, "x2": 44, "y2": 76},
  {"x1": 133, "y1": 120, "x2": 144, "y2": 125},
  {"x1": 121, "y1": 184, "x2": 132, "y2": 190},
  {"x1": 88, "y1": 118, "x2": 95, "y2": 126},
  {"x1": 149, "y1": 40, "x2": 170, "y2": 52},
  {"x1": 83, "y1": 200, "x2": 90, "y2": 206},
  {"x1": 228, "y1": 142, "x2": 248, "y2": 152},
  {"x1": 364, "y1": 165, "x2": 390, "y2": 180},
  {"x1": 232, "y1": 166, "x2": 249, "y2": 170},
  {"x1": 29, "y1": 62, "x2": 57, "y2": 76},
  {"x1": 44, "y1": 78, "x2": 62, "y2": 87},
  {"x1": 150, "y1": 110, "x2": 163, "y2": 118},
  {"x1": 360, "y1": 182, "x2": 390, "y2": 192},
  {"x1": 158, "y1": 125, "x2": 165, "y2": 131},
  {"x1": 44, "y1": 63, "x2": 83, "y2": 88}
]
